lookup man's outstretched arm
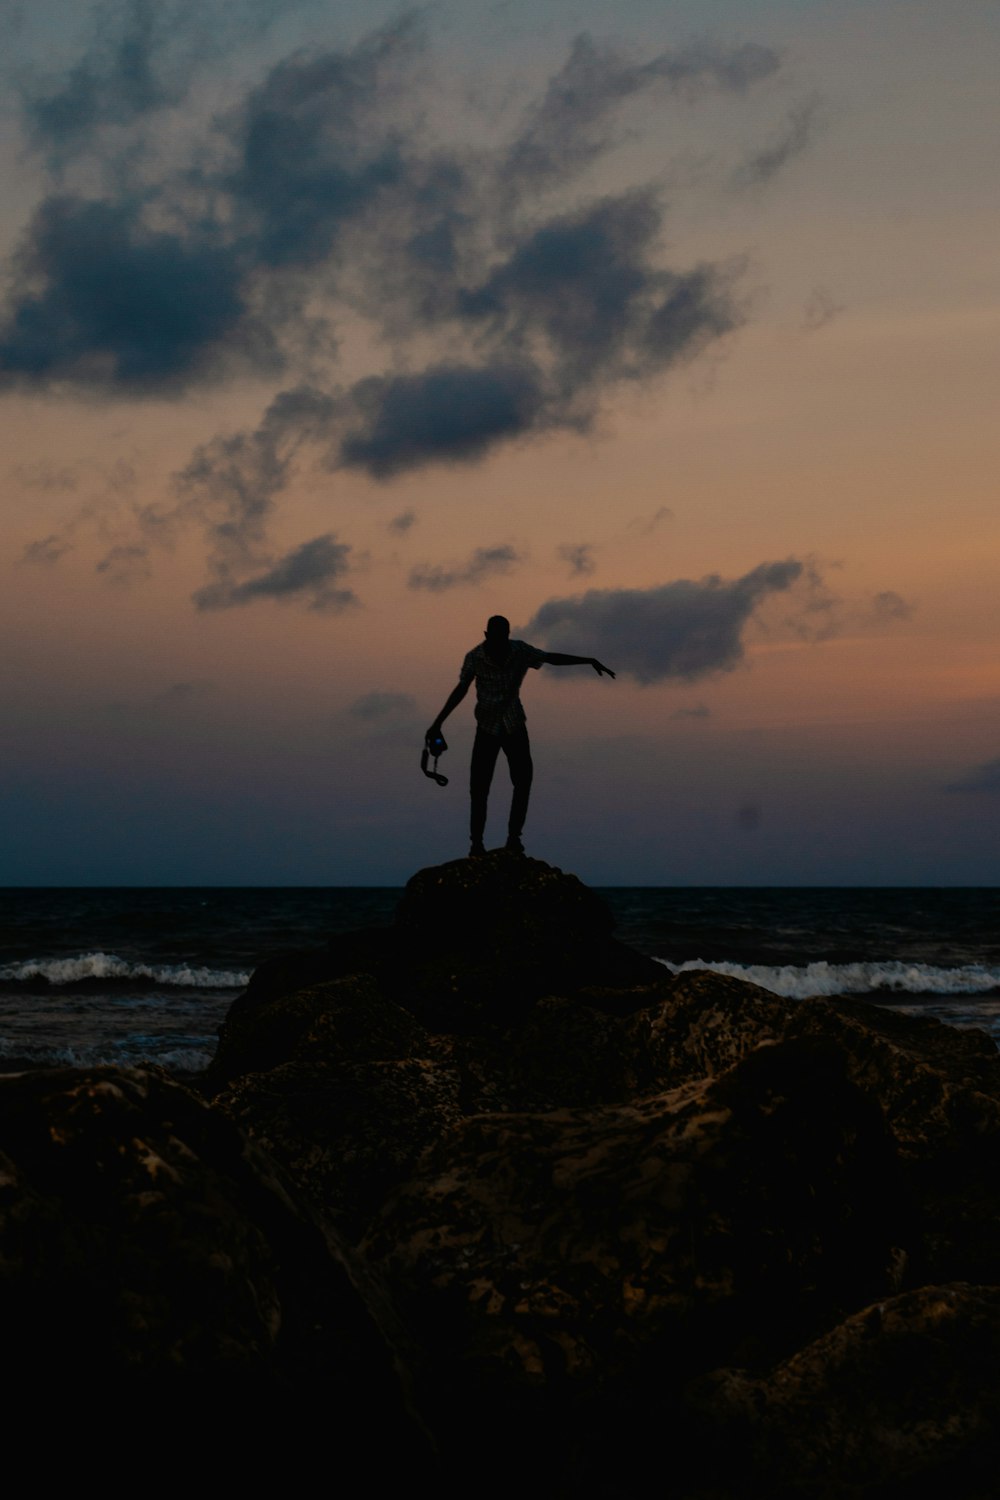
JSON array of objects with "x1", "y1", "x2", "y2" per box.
[
  {"x1": 542, "y1": 652, "x2": 616, "y2": 678},
  {"x1": 426, "y1": 679, "x2": 470, "y2": 743}
]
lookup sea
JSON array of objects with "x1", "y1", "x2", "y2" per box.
[{"x1": 2, "y1": 886, "x2": 1000, "y2": 1077}]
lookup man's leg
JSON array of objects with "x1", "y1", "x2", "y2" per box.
[
  {"x1": 469, "y1": 729, "x2": 502, "y2": 850},
  {"x1": 501, "y1": 727, "x2": 533, "y2": 846}
]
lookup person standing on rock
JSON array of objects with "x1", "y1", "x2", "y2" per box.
[{"x1": 426, "y1": 614, "x2": 615, "y2": 858}]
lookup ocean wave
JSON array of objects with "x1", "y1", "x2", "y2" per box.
[
  {"x1": 0, "y1": 952, "x2": 250, "y2": 989},
  {"x1": 654, "y1": 957, "x2": 1000, "y2": 999},
  {"x1": 0, "y1": 1039, "x2": 215, "y2": 1074}
]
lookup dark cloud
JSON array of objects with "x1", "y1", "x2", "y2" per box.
[
  {"x1": 409, "y1": 544, "x2": 523, "y2": 593},
  {"x1": 95, "y1": 542, "x2": 151, "y2": 584},
  {"x1": 175, "y1": 384, "x2": 337, "y2": 587},
  {"x1": 26, "y1": 0, "x2": 186, "y2": 157},
  {"x1": 7, "y1": 18, "x2": 785, "y2": 607},
  {"x1": 869, "y1": 590, "x2": 914, "y2": 623},
  {"x1": 803, "y1": 286, "x2": 844, "y2": 333},
  {"x1": 221, "y1": 14, "x2": 420, "y2": 270},
  {"x1": 524, "y1": 559, "x2": 805, "y2": 683},
  {"x1": 336, "y1": 191, "x2": 742, "y2": 478},
  {"x1": 460, "y1": 190, "x2": 741, "y2": 392},
  {"x1": 733, "y1": 96, "x2": 822, "y2": 188},
  {"x1": 22, "y1": 533, "x2": 73, "y2": 565},
  {"x1": 388, "y1": 509, "x2": 417, "y2": 534},
  {"x1": 340, "y1": 364, "x2": 545, "y2": 478},
  {"x1": 349, "y1": 691, "x2": 417, "y2": 720},
  {"x1": 4, "y1": 16, "x2": 417, "y2": 396},
  {"x1": 5, "y1": 19, "x2": 760, "y2": 420},
  {"x1": 503, "y1": 32, "x2": 781, "y2": 190},
  {"x1": 630, "y1": 505, "x2": 673, "y2": 535},
  {"x1": 24, "y1": 0, "x2": 311, "y2": 162},
  {"x1": 558, "y1": 543, "x2": 596, "y2": 577},
  {"x1": 0, "y1": 196, "x2": 259, "y2": 393},
  {"x1": 192, "y1": 532, "x2": 356, "y2": 612},
  {"x1": 945, "y1": 760, "x2": 1000, "y2": 796}
]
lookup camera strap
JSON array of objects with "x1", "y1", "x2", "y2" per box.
[{"x1": 420, "y1": 746, "x2": 448, "y2": 787}]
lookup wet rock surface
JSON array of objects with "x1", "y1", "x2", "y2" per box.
[{"x1": 10, "y1": 851, "x2": 1000, "y2": 1495}]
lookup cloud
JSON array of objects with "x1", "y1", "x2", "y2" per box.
[
  {"x1": 502, "y1": 32, "x2": 781, "y2": 190},
  {"x1": 0, "y1": 196, "x2": 260, "y2": 393},
  {"x1": 336, "y1": 191, "x2": 743, "y2": 478},
  {"x1": 173, "y1": 384, "x2": 338, "y2": 594},
  {"x1": 25, "y1": 0, "x2": 188, "y2": 158},
  {"x1": 869, "y1": 590, "x2": 914, "y2": 623},
  {"x1": 945, "y1": 760, "x2": 1000, "y2": 795},
  {"x1": 629, "y1": 505, "x2": 673, "y2": 535},
  {"x1": 803, "y1": 286, "x2": 844, "y2": 333},
  {"x1": 672, "y1": 704, "x2": 711, "y2": 719},
  {"x1": 4, "y1": 20, "x2": 765, "y2": 408},
  {"x1": 524, "y1": 559, "x2": 805, "y2": 683},
  {"x1": 22, "y1": 533, "x2": 73, "y2": 565},
  {"x1": 459, "y1": 190, "x2": 742, "y2": 394},
  {"x1": 349, "y1": 691, "x2": 417, "y2": 720},
  {"x1": 192, "y1": 532, "x2": 356, "y2": 612},
  {"x1": 340, "y1": 364, "x2": 545, "y2": 478},
  {"x1": 388, "y1": 509, "x2": 417, "y2": 534},
  {"x1": 5, "y1": 17, "x2": 785, "y2": 607},
  {"x1": 733, "y1": 95, "x2": 822, "y2": 188},
  {"x1": 558, "y1": 543, "x2": 596, "y2": 577},
  {"x1": 3, "y1": 16, "x2": 418, "y2": 395},
  {"x1": 220, "y1": 13, "x2": 421, "y2": 271},
  {"x1": 23, "y1": 0, "x2": 313, "y2": 163},
  {"x1": 409, "y1": 544, "x2": 523, "y2": 593},
  {"x1": 95, "y1": 542, "x2": 151, "y2": 584}
]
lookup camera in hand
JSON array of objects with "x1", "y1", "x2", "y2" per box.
[{"x1": 421, "y1": 731, "x2": 449, "y2": 787}]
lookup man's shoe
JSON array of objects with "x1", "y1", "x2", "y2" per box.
[
  {"x1": 469, "y1": 840, "x2": 486, "y2": 857},
  {"x1": 505, "y1": 835, "x2": 525, "y2": 855}
]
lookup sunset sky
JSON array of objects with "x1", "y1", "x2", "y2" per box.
[{"x1": 2, "y1": 0, "x2": 998, "y2": 885}]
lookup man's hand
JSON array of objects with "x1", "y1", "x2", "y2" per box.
[
  {"x1": 591, "y1": 659, "x2": 615, "y2": 678},
  {"x1": 425, "y1": 726, "x2": 448, "y2": 751}
]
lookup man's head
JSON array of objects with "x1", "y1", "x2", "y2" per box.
[{"x1": 485, "y1": 615, "x2": 510, "y2": 642}]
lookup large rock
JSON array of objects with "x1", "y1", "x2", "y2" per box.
[
  {"x1": 207, "y1": 853, "x2": 668, "y2": 1086},
  {"x1": 195, "y1": 856, "x2": 1000, "y2": 1493},
  {"x1": 615, "y1": 978, "x2": 1000, "y2": 1286},
  {"x1": 392, "y1": 850, "x2": 664, "y2": 1029},
  {"x1": 0, "y1": 1064, "x2": 431, "y2": 1476},
  {"x1": 358, "y1": 1037, "x2": 904, "y2": 1487},
  {"x1": 695, "y1": 1283, "x2": 1000, "y2": 1498},
  {"x1": 213, "y1": 986, "x2": 686, "y2": 1240}
]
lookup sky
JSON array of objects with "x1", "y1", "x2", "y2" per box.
[{"x1": 1, "y1": 0, "x2": 998, "y2": 886}]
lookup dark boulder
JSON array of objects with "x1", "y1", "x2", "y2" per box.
[
  {"x1": 391, "y1": 849, "x2": 664, "y2": 1029},
  {"x1": 358, "y1": 1037, "x2": 904, "y2": 1488},
  {"x1": 694, "y1": 1283, "x2": 1000, "y2": 1498},
  {"x1": 205, "y1": 970, "x2": 428, "y2": 1092},
  {"x1": 217, "y1": 1050, "x2": 466, "y2": 1241},
  {"x1": 0, "y1": 1064, "x2": 430, "y2": 1476}
]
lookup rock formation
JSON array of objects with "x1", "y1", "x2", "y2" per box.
[{"x1": 7, "y1": 849, "x2": 1000, "y2": 1495}]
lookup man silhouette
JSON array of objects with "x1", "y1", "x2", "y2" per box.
[{"x1": 426, "y1": 614, "x2": 615, "y2": 857}]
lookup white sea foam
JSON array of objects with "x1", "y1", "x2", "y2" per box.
[
  {"x1": 653, "y1": 957, "x2": 1000, "y2": 999},
  {"x1": 0, "y1": 952, "x2": 250, "y2": 988}
]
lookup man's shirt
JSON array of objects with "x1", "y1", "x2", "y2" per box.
[{"x1": 459, "y1": 639, "x2": 546, "y2": 736}]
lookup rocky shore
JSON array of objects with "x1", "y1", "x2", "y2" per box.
[{"x1": 5, "y1": 853, "x2": 1000, "y2": 1494}]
